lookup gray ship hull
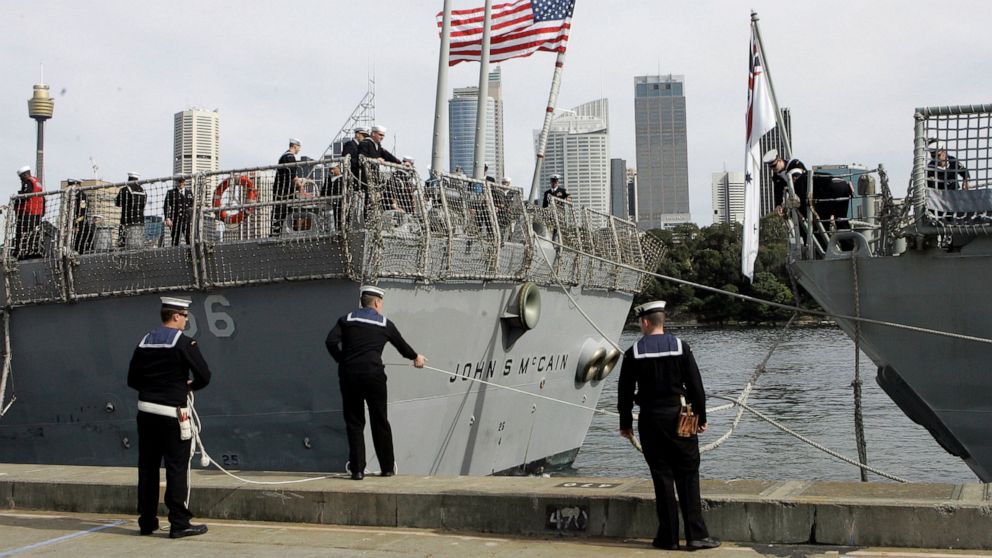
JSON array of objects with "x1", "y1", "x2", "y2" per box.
[
  {"x1": 793, "y1": 238, "x2": 992, "y2": 482},
  {"x1": 0, "y1": 277, "x2": 629, "y2": 476}
]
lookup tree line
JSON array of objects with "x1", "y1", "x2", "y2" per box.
[{"x1": 634, "y1": 215, "x2": 817, "y2": 324}]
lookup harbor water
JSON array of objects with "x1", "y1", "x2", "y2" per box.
[{"x1": 575, "y1": 326, "x2": 977, "y2": 483}]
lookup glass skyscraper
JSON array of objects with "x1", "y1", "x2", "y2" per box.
[
  {"x1": 447, "y1": 68, "x2": 503, "y2": 178},
  {"x1": 634, "y1": 75, "x2": 690, "y2": 229}
]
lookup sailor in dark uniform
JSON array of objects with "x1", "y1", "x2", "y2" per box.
[
  {"x1": 341, "y1": 126, "x2": 369, "y2": 182},
  {"x1": 541, "y1": 174, "x2": 570, "y2": 208},
  {"x1": 358, "y1": 126, "x2": 401, "y2": 213},
  {"x1": 766, "y1": 149, "x2": 851, "y2": 230},
  {"x1": 127, "y1": 297, "x2": 212, "y2": 539},
  {"x1": 618, "y1": 301, "x2": 720, "y2": 552},
  {"x1": 163, "y1": 177, "x2": 194, "y2": 246},
  {"x1": 325, "y1": 286, "x2": 425, "y2": 480},
  {"x1": 272, "y1": 138, "x2": 303, "y2": 236},
  {"x1": 115, "y1": 172, "x2": 147, "y2": 248},
  {"x1": 926, "y1": 140, "x2": 971, "y2": 191},
  {"x1": 68, "y1": 179, "x2": 95, "y2": 253}
]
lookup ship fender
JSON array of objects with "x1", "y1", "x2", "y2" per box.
[
  {"x1": 596, "y1": 347, "x2": 622, "y2": 381},
  {"x1": 213, "y1": 175, "x2": 258, "y2": 224},
  {"x1": 502, "y1": 282, "x2": 541, "y2": 330},
  {"x1": 575, "y1": 339, "x2": 607, "y2": 384}
]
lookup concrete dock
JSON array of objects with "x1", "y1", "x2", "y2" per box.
[{"x1": 1, "y1": 464, "x2": 990, "y2": 552}]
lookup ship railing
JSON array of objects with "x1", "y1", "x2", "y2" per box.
[
  {"x1": 0, "y1": 158, "x2": 656, "y2": 307},
  {"x1": 908, "y1": 103, "x2": 992, "y2": 238},
  {"x1": 785, "y1": 165, "x2": 890, "y2": 261}
]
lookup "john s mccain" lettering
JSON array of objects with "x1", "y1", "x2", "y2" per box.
[{"x1": 449, "y1": 354, "x2": 569, "y2": 382}]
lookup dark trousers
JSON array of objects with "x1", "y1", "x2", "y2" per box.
[
  {"x1": 339, "y1": 372, "x2": 393, "y2": 473},
  {"x1": 271, "y1": 195, "x2": 291, "y2": 236},
  {"x1": 638, "y1": 408, "x2": 709, "y2": 548},
  {"x1": 170, "y1": 217, "x2": 191, "y2": 246},
  {"x1": 137, "y1": 411, "x2": 193, "y2": 532}
]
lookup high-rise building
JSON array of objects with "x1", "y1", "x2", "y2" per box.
[
  {"x1": 173, "y1": 108, "x2": 219, "y2": 175},
  {"x1": 634, "y1": 75, "x2": 690, "y2": 230},
  {"x1": 758, "y1": 107, "x2": 791, "y2": 215},
  {"x1": 626, "y1": 168, "x2": 638, "y2": 221},
  {"x1": 610, "y1": 158, "x2": 627, "y2": 218},
  {"x1": 535, "y1": 99, "x2": 610, "y2": 215},
  {"x1": 711, "y1": 171, "x2": 745, "y2": 224},
  {"x1": 448, "y1": 68, "x2": 504, "y2": 178}
]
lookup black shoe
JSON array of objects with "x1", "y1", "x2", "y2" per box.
[
  {"x1": 169, "y1": 524, "x2": 208, "y2": 539},
  {"x1": 650, "y1": 539, "x2": 678, "y2": 550},
  {"x1": 139, "y1": 524, "x2": 159, "y2": 536},
  {"x1": 380, "y1": 471, "x2": 395, "y2": 477},
  {"x1": 686, "y1": 537, "x2": 720, "y2": 551},
  {"x1": 351, "y1": 471, "x2": 364, "y2": 480}
]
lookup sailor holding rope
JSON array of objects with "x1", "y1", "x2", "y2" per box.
[
  {"x1": 325, "y1": 286, "x2": 425, "y2": 480},
  {"x1": 618, "y1": 301, "x2": 720, "y2": 552},
  {"x1": 127, "y1": 297, "x2": 212, "y2": 538}
]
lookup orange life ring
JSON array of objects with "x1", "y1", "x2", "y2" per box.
[{"x1": 213, "y1": 175, "x2": 257, "y2": 224}]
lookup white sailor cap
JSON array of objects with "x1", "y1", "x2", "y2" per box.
[
  {"x1": 927, "y1": 139, "x2": 946, "y2": 151},
  {"x1": 633, "y1": 300, "x2": 666, "y2": 318},
  {"x1": 762, "y1": 149, "x2": 780, "y2": 164},
  {"x1": 127, "y1": 172, "x2": 141, "y2": 180},
  {"x1": 402, "y1": 156, "x2": 415, "y2": 163},
  {"x1": 371, "y1": 125, "x2": 387, "y2": 134},
  {"x1": 160, "y1": 296, "x2": 192, "y2": 310},
  {"x1": 359, "y1": 285, "x2": 385, "y2": 299},
  {"x1": 550, "y1": 174, "x2": 561, "y2": 181},
  {"x1": 328, "y1": 161, "x2": 341, "y2": 169},
  {"x1": 353, "y1": 126, "x2": 370, "y2": 135},
  {"x1": 16, "y1": 165, "x2": 31, "y2": 176},
  {"x1": 501, "y1": 176, "x2": 512, "y2": 184},
  {"x1": 289, "y1": 137, "x2": 301, "y2": 146}
]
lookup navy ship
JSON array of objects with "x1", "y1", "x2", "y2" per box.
[
  {"x1": 0, "y1": 157, "x2": 660, "y2": 475},
  {"x1": 786, "y1": 103, "x2": 992, "y2": 482}
]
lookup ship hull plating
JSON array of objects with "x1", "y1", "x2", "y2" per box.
[
  {"x1": 793, "y1": 239, "x2": 992, "y2": 482},
  {"x1": 0, "y1": 278, "x2": 629, "y2": 476}
]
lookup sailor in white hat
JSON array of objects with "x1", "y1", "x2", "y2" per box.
[
  {"x1": 342, "y1": 127, "x2": 370, "y2": 178},
  {"x1": 764, "y1": 149, "x2": 809, "y2": 216},
  {"x1": 617, "y1": 300, "x2": 720, "y2": 551},
  {"x1": 325, "y1": 285, "x2": 426, "y2": 480},
  {"x1": 541, "y1": 173, "x2": 571, "y2": 208},
  {"x1": 272, "y1": 137, "x2": 305, "y2": 236},
  {"x1": 116, "y1": 171, "x2": 147, "y2": 247},
  {"x1": 360, "y1": 124, "x2": 401, "y2": 165},
  {"x1": 128, "y1": 296, "x2": 212, "y2": 539},
  {"x1": 14, "y1": 165, "x2": 44, "y2": 258}
]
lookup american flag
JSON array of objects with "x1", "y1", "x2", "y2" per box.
[
  {"x1": 741, "y1": 26, "x2": 778, "y2": 281},
  {"x1": 438, "y1": 0, "x2": 575, "y2": 66}
]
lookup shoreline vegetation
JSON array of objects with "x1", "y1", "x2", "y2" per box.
[{"x1": 633, "y1": 216, "x2": 822, "y2": 325}]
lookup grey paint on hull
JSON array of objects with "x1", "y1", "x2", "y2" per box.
[
  {"x1": 793, "y1": 238, "x2": 992, "y2": 482},
  {"x1": 0, "y1": 278, "x2": 630, "y2": 476}
]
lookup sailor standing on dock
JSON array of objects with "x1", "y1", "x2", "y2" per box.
[
  {"x1": 127, "y1": 297, "x2": 212, "y2": 539},
  {"x1": 325, "y1": 286, "x2": 425, "y2": 480},
  {"x1": 618, "y1": 301, "x2": 720, "y2": 552}
]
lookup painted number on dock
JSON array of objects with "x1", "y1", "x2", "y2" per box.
[
  {"x1": 555, "y1": 482, "x2": 620, "y2": 489},
  {"x1": 546, "y1": 505, "x2": 588, "y2": 531}
]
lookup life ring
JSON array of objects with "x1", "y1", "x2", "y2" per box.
[{"x1": 213, "y1": 175, "x2": 257, "y2": 224}]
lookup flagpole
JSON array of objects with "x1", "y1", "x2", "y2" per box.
[
  {"x1": 472, "y1": 0, "x2": 494, "y2": 180},
  {"x1": 527, "y1": 49, "x2": 568, "y2": 203},
  {"x1": 430, "y1": 0, "x2": 453, "y2": 176},
  {"x1": 751, "y1": 11, "x2": 791, "y2": 158}
]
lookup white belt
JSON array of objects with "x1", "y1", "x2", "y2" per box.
[{"x1": 138, "y1": 400, "x2": 188, "y2": 418}]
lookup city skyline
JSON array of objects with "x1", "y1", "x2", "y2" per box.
[{"x1": 4, "y1": 1, "x2": 991, "y2": 225}]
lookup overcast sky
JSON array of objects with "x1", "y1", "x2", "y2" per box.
[{"x1": 3, "y1": 1, "x2": 991, "y2": 224}]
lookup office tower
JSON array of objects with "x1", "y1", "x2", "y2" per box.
[
  {"x1": 610, "y1": 158, "x2": 627, "y2": 218},
  {"x1": 711, "y1": 171, "x2": 745, "y2": 224},
  {"x1": 626, "y1": 168, "x2": 638, "y2": 221},
  {"x1": 173, "y1": 108, "x2": 219, "y2": 175},
  {"x1": 535, "y1": 99, "x2": 610, "y2": 215},
  {"x1": 758, "y1": 107, "x2": 791, "y2": 214},
  {"x1": 448, "y1": 68, "x2": 503, "y2": 178},
  {"x1": 634, "y1": 75, "x2": 690, "y2": 229}
]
